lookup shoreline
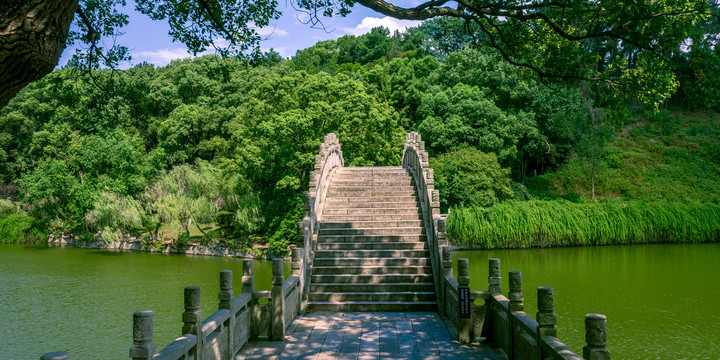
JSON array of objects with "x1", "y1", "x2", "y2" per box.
[{"x1": 47, "y1": 235, "x2": 272, "y2": 259}]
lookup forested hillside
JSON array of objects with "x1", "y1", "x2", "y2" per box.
[{"x1": 1, "y1": 19, "x2": 719, "y2": 252}]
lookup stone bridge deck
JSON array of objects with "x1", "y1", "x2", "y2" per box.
[{"x1": 235, "y1": 312, "x2": 497, "y2": 360}]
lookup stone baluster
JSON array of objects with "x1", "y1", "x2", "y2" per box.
[
  {"x1": 292, "y1": 247, "x2": 306, "y2": 312},
  {"x1": 182, "y1": 286, "x2": 203, "y2": 360},
  {"x1": 442, "y1": 246, "x2": 453, "y2": 277},
  {"x1": 458, "y1": 258, "x2": 472, "y2": 344},
  {"x1": 488, "y1": 258, "x2": 501, "y2": 296},
  {"x1": 219, "y1": 270, "x2": 233, "y2": 309},
  {"x1": 271, "y1": 258, "x2": 285, "y2": 341},
  {"x1": 536, "y1": 287, "x2": 557, "y2": 337},
  {"x1": 436, "y1": 217, "x2": 447, "y2": 247},
  {"x1": 508, "y1": 271, "x2": 524, "y2": 312},
  {"x1": 297, "y1": 222, "x2": 305, "y2": 247},
  {"x1": 242, "y1": 259, "x2": 255, "y2": 294},
  {"x1": 431, "y1": 190, "x2": 440, "y2": 218},
  {"x1": 41, "y1": 352, "x2": 69, "y2": 360},
  {"x1": 129, "y1": 311, "x2": 156, "y2": 360},
  {"x1": 437, "y1": 245, "x2": 452, "y2": 316},
  {"x1": 219, "y1": 270, "x2": 234, "y2": 360},
  {"x1": 584, "y1": 314, "x2": 611, "y2": 360}
]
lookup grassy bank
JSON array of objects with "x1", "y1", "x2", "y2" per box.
[
  {"x1": 447, "y1": 200, "x2": 720, "y2": 248},
  {"x1": 527, "y1": 110, "x2": 720, "y2": 202}
]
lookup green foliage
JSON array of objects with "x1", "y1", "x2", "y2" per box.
[
  {"x1": 143, "y1": 161, "x2": 260, "y2": 242},
  {"x1": 431, "y1": 147, "x2": 513, "y2": 208},
  {"x1": 447, "y1": 200, "x2": 720, "y2": 248},
  {"x1": 84, "y1": 191, "x2": 146, "y2": 243},
  {"x1": 2, "y1": 25, "x2": 719, "y2": 254},
  {"x1": 0, "y1": 212, "x2": 46, "y2": 244},
  {"x1": 418, "y1": 83, "x2": 537, "y2": 161}
]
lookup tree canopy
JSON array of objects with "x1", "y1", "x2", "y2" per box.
[{"x1": 0, "y1": 0, "x2": 716, "y2": 108}]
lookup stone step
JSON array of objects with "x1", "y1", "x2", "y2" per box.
[
  {"x1": 325, "y1": 196, "x2": 419, "y2": 203},
  {"x1": 320, "y1": 220, "x2": 423, "y2": 228},
  {"x1": 318, "y1": 227, "x2": 425, "y2": 236},
  {"x1": 332, "y1": 178, "x2": 415, "y2": 185},
  {"x1": 310, "y1": 282, "x2": 435, "y2": 293},
  {"x1": 323, "y1": 208, "x2": 422, "y2": 215},
  {"x1": 312, "y1": 266, "x2": 433, "y2": 275},
  {"x1": 324, "y1": 202, "x2": 420, "y2": 210},
  {"x1": 312, "y1": 274, "x2": 434, "y2": 284},
  {"x1": 313, "y1": 257, "x2": 431, "y2": 267},
  {"x1": 336, "y1": 166, "x2": 407, "y2": 173},
  {"x1": 317, "y1": 234, "x2": 427, "y2": 243},
  {"x1": 308, "y1": 301, "x2": 438, "y2": 312},
  {"x1": 309, "y1": 291, "x2": 436, "y2": 302},
  {"x1": 315, "y1": 242, "x2": 428, "y2": 250},
  {"x1": 321, "y1": 214, "x2": 423, "y2": 221},
  {"x1": 314, "y1": 249, "x2": 430, "y2": 258},
  {"x1": 327, "y1": 190, "x2": 417, "y2": 197},
  {"x1": 330, "y1": 185, "x2": 415, "y2": 192}
]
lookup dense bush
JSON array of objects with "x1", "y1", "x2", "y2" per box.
[
  {"x1": 430, "y1": 147, "x2": 513, "y2": 208},
  {"x1": 448, "y1": 200, "x2": 720, "y2": 248}
]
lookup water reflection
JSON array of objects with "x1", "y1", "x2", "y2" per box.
[
  {"x1": 0, "y1": 245, "x2": 287, "y2": 359},
  {"x1": 454, "y1": 243, "x2": 720, "y2": 359}
]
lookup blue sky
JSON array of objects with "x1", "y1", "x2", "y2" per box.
[{"x1": 58, "y1": 1, "x2": 422, "y2": 68}]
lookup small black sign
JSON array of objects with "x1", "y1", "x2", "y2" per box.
[{"x1": 459, "y1": 287, "x2": 471, "y2": 318}]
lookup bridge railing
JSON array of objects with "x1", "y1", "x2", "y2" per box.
[
  {"x1": 439, "y1": 247, "x2": 611, "y2": 360},
  {"x1": 298, "y1": 133, "x2": 343, "y2": 311},
  {"x1": 401, "y1": 132, "x2": 448, "y2": 314},
  {"x1": 41, "y1": 254, "x2": 305, "y2": 360}
]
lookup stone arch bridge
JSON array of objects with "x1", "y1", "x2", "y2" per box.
[{"x1": 42, "y1": 133, "x2": 610, "y2": 360}]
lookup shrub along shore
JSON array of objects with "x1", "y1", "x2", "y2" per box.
[{"x1": 447, "y1": 200, "x2": 720, "y2": 249}]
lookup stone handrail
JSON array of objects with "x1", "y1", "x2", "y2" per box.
[
  {"x1": 41, "y1": 253, "x2": 306, "y2": 360},
  {"x1": 298, "y1": 133, "x2": 344, "y2": 311},
  {"x1": 400, "y1": 132, "x2": 446, "y2": 314},
  {"x1": 438, "y1": 247, "x2": 611, "y2": 360}
]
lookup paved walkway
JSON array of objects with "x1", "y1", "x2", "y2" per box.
[{"x1": 235, "y1": 312, "x2": 498, "y2": 360}]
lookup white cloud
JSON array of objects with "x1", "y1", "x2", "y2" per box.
[
  {"x1": 135, "y1": 48, "x2": 194, "y2": 66},
  {"x1": 256, "y1": 26, "x2": 289, "y2": 37},
  {"x1": 344, "y1": 16, "x2": 422, "y2": 36},
  {"x1": 260, "y1": 46, "x2": 291, "y2": 58}
]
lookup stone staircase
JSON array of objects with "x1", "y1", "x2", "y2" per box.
[{"x1": 308, "y1": 166, "x2": 437, "y2": 312}]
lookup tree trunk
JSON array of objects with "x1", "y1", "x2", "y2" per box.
[{"x1": 0, "y1": 0, "x2": 78, "y2": 109}]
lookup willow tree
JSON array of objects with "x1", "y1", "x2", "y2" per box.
[{"x1": 0, "y1": 0, "x2": 715, "y2": 109}]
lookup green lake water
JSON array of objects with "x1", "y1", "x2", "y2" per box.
[
  {"x1": 1, "y1": 243, "x2": 718, "y2": 359},
  {"x1": 455, "y1": 243, "x2": 720, "y2": 359},
  {"x1": 0, "y1": 245, "x2": 285, "y2": 359}
]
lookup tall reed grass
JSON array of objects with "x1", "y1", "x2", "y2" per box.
[{"x1": 447, "y1": 200, "x2": 720, "y2": 248}]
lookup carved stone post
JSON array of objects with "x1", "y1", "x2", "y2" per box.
[
  {"x1": 436, "y1": 217, "x2": 447, "y2": 247},
  {"x1": 488, "y1": 258, "x2": 501, "y2": 296},
  {"x1": 458, "y1": 258, "x2": 472, "y2": 344},
  {"x1": 508, "y1": 271, "x2": 524, "y2": 312},
  {"x1": 41, "y1": 352, "x2": 69, "y2": 360},
  {"x1": 431, "y1": 189, "x2": 440, "y2": 217},
  {"x1": 296, "y1": 222, "x2": 305, "y2": 247},
  {"x1": 438, "y1": 245, "x2": 452, "y2": 316},
  {"x1": 584, "y1": 314, "x2": 610, "y2": 360},
  {"x1": 271, "y1": 258, "x2": 285, "y2": 341},
  {"x1": 242, "y1": 259, "x2": 255, "y2": 294},
  {"x1": 219, "y1": 270, "x2": 234, "y2": 309},
  {"x1": 182, "y1": 286, "x2": 203, "y2": 360},
  {"x1": 242, "y1": 259, "x2": 259, "y2": 339},
  {"x1": 129, "y1": 311, "x2": 155, "y2": 360},
  {"x1": 536, "y1": 287, "x2": 557, "y2": 337},
  {"x1": 442, "y1": 246, "x2": 453, "y2": 277},
  {"x1": 292, "y1": 248, "x2": 305, "y2": 312},
  {"x1": 219, "y1": 270, "x2": 234, "y2": 360}
]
